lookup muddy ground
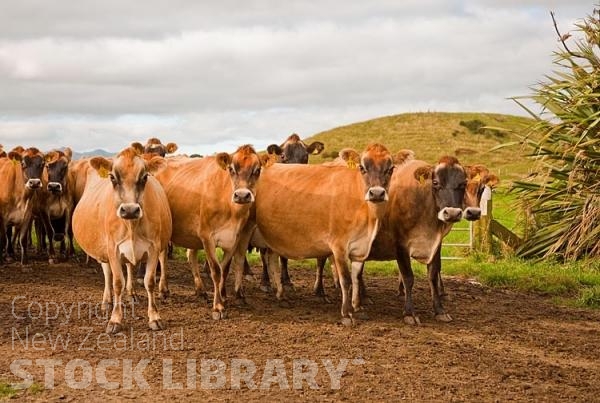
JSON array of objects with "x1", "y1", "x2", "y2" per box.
[{"x1": 1, "y1": 256, "x2": 599, "y2": 402}]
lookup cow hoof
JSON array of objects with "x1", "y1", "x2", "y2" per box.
[
  {"x1": 278, "y1": 299, "x2": 292, "y2": 308},
  {"x1": 340, "y1": 317, "x2": 354, "y2": 327},
  {"x1": 318, "y1": 295, "x2": 332, "y2": 304},
  {"x1": 353, "y1": 310, "x2": 369, "y2": 320},
  {"x1": 149, "y1": 320, "x2": 165, "y2": 331},
  {"x1": 136, "y1": 278, "x2": 144, "y2": 286},
  {"x1": 159, "y1": 289, "x2": 170, "y2": 300},
  {"x1": 404, "y1": 315, "x2": 421, "y2": 326},
  {"x1": 48, "y1": 258, "x2": 57, "y2": 265},
  {"x1": 234, "y1": 297, "x2": 249, "y2": 308},
  {"x1": 106, "y1": 322, "x2": 123, "y2": 334},
  {"x1": 283, "y1": 283, "x2": 295, "y2": 293},
  {"x1": 212, "y1": 311, "x2": 227, "y2": 320},
  {"x1": 435, "y1": 313, "x2": 453, "y2": 322},
  {"x1": 260, "y1": 284, "x2": 272, "y2": 293},
  {"x1": 244, "y1": 274, "x2": 255, "y2": 283}
]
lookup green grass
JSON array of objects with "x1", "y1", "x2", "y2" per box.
[
  {"x1": 305, "y1": 111, "x2": 536, "y2": 181},
  {"x1": 0, "y1": 381, "x2": 44, "y2": 400}
]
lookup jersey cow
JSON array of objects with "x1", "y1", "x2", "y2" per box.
[
  {"x1": 242, "y1": 143, "x2": 394, "y2": 326},
  {"x1": 72, "y1": 146, "x2": 172, "y2": 334},
  {"x1": 158, "y1": 145, "x2": 264, "y2": 320},
  {"x1": 0, "y1": 147, "x2": 54, "y2": 264}
]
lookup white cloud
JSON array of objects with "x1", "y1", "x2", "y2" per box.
[{"x1": 0, "y1": 1, "x2": 595, "y2": 154}]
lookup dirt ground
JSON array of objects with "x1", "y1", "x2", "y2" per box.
[{"x1": 1, "y1": 256, "x2": 599, "y2": 402}]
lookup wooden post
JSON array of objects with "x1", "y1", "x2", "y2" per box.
[{"x1": 476, "y1": 186, "x2": 493, "y2": 254}]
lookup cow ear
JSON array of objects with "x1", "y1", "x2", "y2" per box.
[
  {"x1": 414, "y1": 166, "x2": 432, "y2": 184},
  {"x1": 484, "y1": 173, "x2": 500, "y2": 188},
  {"x1": 130, "y1": 142, "x2": 144, "y2": 155},
  {"x1": 146, "y1": 156, "x2": 167, "y2": 175},
  {"x1": 339, "y1": 148, "x2": 360, "y2": 169},
  {"x1": 165, "y1": 143, "x2": 178, "y2": 154},
  {"x1": 8, "y1": 151, "x2": 22, "y2": 162},
  {"x1": 63, "y1": 147, "x2": 73, "y2": 161},
  {"x1": 44, "y1": 151, "x2": 58, "y2": 163},
  {"x1": 11, "y1": 146, "x2": 25, "y2": 155},
  {"x1": 266, "y1": 144, "x2": 283, "y2": 156},
  {"x1": 306, "y1": 141, "x2": 325, "y2": 155},
  {"x1": 216, "y1": 152, "x2": 232, "y2": 170},
  {"x1": 393, "y1": 149, "x2": 415, "y2": 165},
  {"x1": 90, "y1": 157, "x2": 113, "y2": 178},
  {"x1": 260, "y1": 153, "x2": 277, "y2": 167}
]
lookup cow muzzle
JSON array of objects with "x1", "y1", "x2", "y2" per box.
[
  {"x1": 463, "y1": 207, "x2": 482, "y2": 221},
  {"x1": 365, "y1": 186, "x2": 388, "y2": 203},
  {"x1": 26, "y1": 178, "x2": 42, "y2": 189},
  {"x1": 47, "y1": 182, "x2": 63, "y2": 194},
  {"x1": 117, "y1": 203, "x2": 143, "y2": 220},
  {"x1": 438, "y1": 207, "x2": 463, "y2": 223},
  {"x1": 232, "y1": 189, "x2": 255, "y2": 204}
]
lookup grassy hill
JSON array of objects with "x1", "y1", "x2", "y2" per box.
[{"x1": 305, "y1": 112, "x2": 535, "y2": 182}]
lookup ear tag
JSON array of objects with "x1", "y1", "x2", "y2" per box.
[
  {"x1": 473, "y1": 173, "x2": 481, "y2": 183},
  {"x1": 98, "y1": 167, "x2": 109, "y2": 178},
  {"x1": 11, "y1": 158, "x2": 18, "y2": 166},
  {"x1": 346, "y1": 160, "x2": 357, "y2": 170},
  {"x1": 419, "y1": 175, "x2": 425, "y2": 185}
]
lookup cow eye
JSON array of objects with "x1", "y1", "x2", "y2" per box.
[
  {"x1": 228, "y1": 166, "x2": 235, "y2": 175},
  {"x1": 386, "y1": 166, "x2": 395, "y2": 176},
  {"x1": 432, "y1": 180, "x2": 440, "y2": 187},
  {"x1": 109, "y1": 173, "x2": 118, "y2": 186},
  {"x1": 253, "y1": 167, "x2": 261, "y2": 177},
  {"x1": 358, "y1": 164, "x2": 366, "y2": 174},
  {"x1": 140, "y1": 173, "x2": 148, "y2": 184}
]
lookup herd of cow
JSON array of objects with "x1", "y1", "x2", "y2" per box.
[{"x1": 0, "y1": 135, "x2": 498, "y2": 333}]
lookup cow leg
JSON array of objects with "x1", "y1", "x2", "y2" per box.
[
  {"x1": 6, "y1": 225, "x2": 16, "y2": 262},
  {"x1": 157, "y1": 249, "x2": 170, "y2": 300},
  {"x1": 106, "y1": 256, "x2": 126, "y2": 334},
  {"x1": 144, "y1": 252, "x2": 164, "y2": 330},
  {"x1": 313, "y1": 256, "x2": 331, "y2": 303},
  {"x1": 203, "y1": 239, "x2": 226, "y2": 320},
  {"x1": 188, "y1": 249, "x2": 209, "y2": 301},
  {"x1": 125, "y1": 263, "x2": 137, "y2": 303},
  {"x1": 0, "y1": 220, "x2": 6, "y2": 264},
  {"x1": 396, "y1": 248, "x2": 420, "y2": 325},
  {"x1": 351, "y1": 261, "x2": 368, "y2": 320},
  {"x1": 100, "y1": 262, "x2": 113, "y2": 314},
  {"x1": 280, "y1": 256, "x2": 294, "y2": 290},
  {"x1": 437, "y1": 272, "x2": 446, "y2": 297},
  {"x1": 428, "y1": 246, "x2": 452, "y2": 322},
  {"x1": 242, "y1": 256, "x2": 254, "y2": 282},
  {"x1": 265, "y1": 248, "x2": 284, "y2": 302},
  {"x1": 41, "y1": 213, "x2": 57, "y2": 264},
  {"x1": 66, "y1": 210, "x2": 75, "y2": 258},
  {"x1": 18, "y1": 217, "x2": 33, "y2": 265},
  {"x1": 259, "y1": 248, "x2": 271, "y2": 292},
  {"x1": 332, "y1": 252, "x2": 353, "y2": 326}
]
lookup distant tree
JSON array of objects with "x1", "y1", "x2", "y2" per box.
[{"x1": 512, "y1": 8, "x2": 600, "y2": 260}]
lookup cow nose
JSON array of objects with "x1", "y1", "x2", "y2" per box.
[
  {"x1": 438, "y1": 207, "x2": 463, "y2": 223},
  {"x1": 118, "y1": 203, "x2": 142, "y2": 219},
  {"x1": 232, "y1": 189, "x2": 255, "y2": 204},
  {"x1": 47, "y1": 182, "x2": 63, "y2": 194},
  {"x1": 464, "y1": 207, "x2": 482, "y2": 221},
  {"x1": 26, "y1": 178, "x2": 42, "y2": 189},
  {"x1": 365, "y1": 186, "x2": 388, "y2": 203}
]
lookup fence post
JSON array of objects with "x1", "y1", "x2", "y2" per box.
[{"x1": 476, "y1": 186, "x2": 493, "y2": 254}]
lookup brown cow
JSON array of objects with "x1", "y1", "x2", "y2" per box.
[
  {"x1": 0, "y1": 147, "x2": 54, "y2": 264},
  {"x1": 72, "y1": 145, "x2": 172, "y2": 333},
  {"x1": 133, "y1": 137, "x2": 178, "y2": 157},
  {"x1": 158, "y1": 145, "x2": 264, "y2": 319},
  {"x1": 239, "y1": 143, "x2": 394, "y2": 325},
  {"x1": 43, "y1": 148, "x2": 75, "y2": 260}
]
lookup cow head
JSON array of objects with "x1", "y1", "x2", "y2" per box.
[
  {"x1": 0, "y1": 144, "x2": 6, "y2": 158},
  {"x1": 90, "y1": 147, "x2": 166, "y2": 220},
  {"x1": 11, "y1": 147, "x2": 45, "y2": 190},
  {"x1": 131, "y1": 137, "x2": 179, "y2": 157},
  {"x1": 345, "y1": 143, "x2": 394, "y2": 203},
  {"x1": 44, "y1": 148, "x2": 72, "y2": 195},
  {"x1": 463, "y1": 164, "x2": 500, "y2": 221},
  {"x1": 414, "y1": 156, "x2": 468, "y2": 223},
  {"x1": 216, "y1": 144, "x2": 263, "y2": 204},
  {"x1": 266, "y1": 133, "x2": 325, "y2": 164}
]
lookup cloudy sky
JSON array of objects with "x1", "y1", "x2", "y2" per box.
[{"x1": 0, "y1": 1, "x2": 594, "y2": 155}]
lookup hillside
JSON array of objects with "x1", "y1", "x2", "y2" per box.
[{"x1": 305, "y1": 112, "x2": 535, "y2": 181}]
